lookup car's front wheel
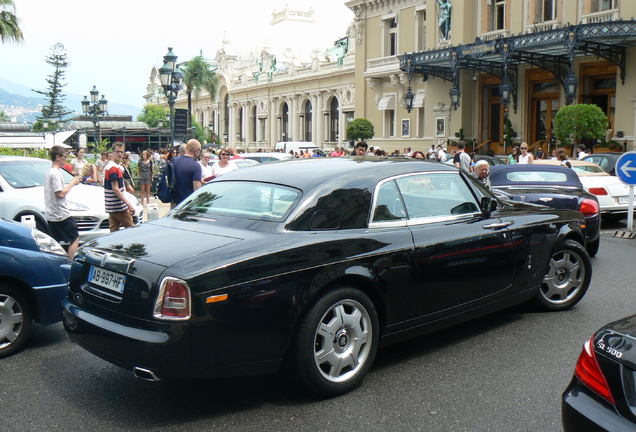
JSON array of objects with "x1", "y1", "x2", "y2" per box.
[
  {"x1": 0, "y1": 284, "x2": 33, "y2": 358},
  {"x1": 294, "y1": 287, "x2": 379, "y2": 396},
  {"x1": 536, "y1": 240, "x2": 592, "y2": 311}
]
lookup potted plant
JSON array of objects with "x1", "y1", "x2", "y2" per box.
[{"x1": 554, "y1": 104, "x2": 608, "y2": 157}]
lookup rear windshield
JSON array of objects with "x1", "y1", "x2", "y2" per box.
[
  {"x1": 177, "y1": 181, "x2": 301, "y2": 222},
  {"x1": 0, "y1": 159, "x2": 74, "y2": 188},
  {"x1": 502, "y1": 171, "x2": 569, "y2": 183}
]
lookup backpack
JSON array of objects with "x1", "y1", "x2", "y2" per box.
[{"x1": 156, "y1": 161, "x2": 176, "y2": 203}]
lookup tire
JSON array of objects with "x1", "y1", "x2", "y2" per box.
[
  {"x1": 536, "y1": 240, "x2": 592, "y2": 311},
  {"x1": 294, "y1": 287, "x2": 379, "y2": 396},
  {"x1": 586, "y1": 237, "x2": 600, "y2": 258},
  {"x1": 0, "y1": 285, "x2": 33, "y2": 358}
]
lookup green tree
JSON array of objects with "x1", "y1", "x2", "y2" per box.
[
  {"x1": 346, "y1": 118, "x2": 375, "y2": 141},
  {"x1": 554, "y1": 104, "x2": 608, "y2": 151},
  {"x1": 32, "y1": 43, "x2": 72, "y2": 129},
  {"x1": 0, "y1": 110, "x2": 9, "y2": 121},
  {"x1": 137, "y1": 104, "x2": 168, "y2": 127},
  {"x1": 0, "y1": 0, "x2": 23, "y2": 43},
  {"x1": 182, "y1": 54, "x2": 218, "y2": 138}
]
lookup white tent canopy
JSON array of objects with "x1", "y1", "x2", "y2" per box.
[{"x1": 0, "y1": 130, "x2": 75, "y2": 149}]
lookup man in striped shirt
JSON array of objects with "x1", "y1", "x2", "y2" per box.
[{"x1": 103, "y1": 142, "x2": 136, "y2": 232}]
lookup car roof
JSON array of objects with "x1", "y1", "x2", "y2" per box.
[
  {"x1": 489, "y1": 163, "x2": 583, "y2": 187},
  {"x1": 240, "y1": 152, "x2": 293, "y2": 158},
  {"x1": 213, "y1": 156, "x2": 456, "y2": 191}
]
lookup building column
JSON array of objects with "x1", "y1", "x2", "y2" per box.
[{"x1": 315, "y1": 92, "x2": 324, "y2": 147}]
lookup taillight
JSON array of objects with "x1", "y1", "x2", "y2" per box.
[
  {"x1": 588, "y1": 187, "x2": 608, "y2": 196},
  {"x1": 154, "y1": 278, "x2": 191, "y2": 320},
  {"x1": 574, "y1": 337, "x2": 615, "y2": 404},
  {"x1": 579, "y1": 199, "x2": 599, "y2": 217}
]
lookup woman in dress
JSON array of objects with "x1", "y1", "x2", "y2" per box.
[
  {"x1": 518, "y1": 143, "x2": 534, "y2": 164},
  {"x1": 138, "y1": 150, "x2": 154, "y2": 206},
  {"x1": 211, "y1": 148, "x2": 239, "y2": 178},
  {"x1": 121, "y1": 153, "x2": 136, "y2": 194}
]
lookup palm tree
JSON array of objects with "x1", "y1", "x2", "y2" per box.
[
  {"x1": 182, "y1": 54, "x2": 218, "y2": 138},
  {"x1": 0, "y1": 110, "x2": 10, "y2": 121},
  {"x1": 0, "y1": 0, "x2": 24, "y2": 43}
]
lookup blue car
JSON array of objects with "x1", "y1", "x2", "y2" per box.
[{"x1": 0, "y1": 219, "x2": 71, "y2": 358}]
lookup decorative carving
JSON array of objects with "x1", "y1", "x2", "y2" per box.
[{"x1": 366, "y1": 77, "x2": 382, "y2": 105}]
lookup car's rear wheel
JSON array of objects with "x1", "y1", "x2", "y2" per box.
[
  {"x1": 294, "y1": 287, "x2": 379, "y2": 396},
  {"x1": 0, "y1": 284, "x2": 33, "y2": 358},
  {"x1": 536, "y1": 240, "x2": 592, "y2": 311}
]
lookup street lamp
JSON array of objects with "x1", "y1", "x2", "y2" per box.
[
  {"x1": 81, "y1": 86, "x2": 108, "y2": 148},
  {"x1": 449, "y1": 85, "x2": 461, "y2": 111},
  {"x1": 499, "y1": 76, "x2": 513, "y2": 109},
  {"x1": 157, "y1": 119, "x2": 164, "y2": 148},
  {"x1": 564, "y1": 70, "x2": 578, "y2": 105},
  {"x1": 159, "y1": 47, "x2": 183, "y2": 147},
  {"x1": 223, "y1": 130, "x2": 228, "y2": 144}
]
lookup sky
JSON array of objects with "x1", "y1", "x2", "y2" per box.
[{"x1": 0, "y1": 0, "x2": 354, "y2": 110}]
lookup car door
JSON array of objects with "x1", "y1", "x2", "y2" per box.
[{"x1": 394, "y1": 172, "x2": 516, "y2": 318}]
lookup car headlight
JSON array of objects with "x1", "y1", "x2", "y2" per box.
[
  {"x1": 67, "y1": 200, "x2": 89, "y2": 211},
  {"x1": 31, "y1": 229, "x2": 69, "y2": 257}
]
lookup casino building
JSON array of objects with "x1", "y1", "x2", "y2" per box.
[{"x1": 347, "y1": 0, "x2": 636, "y2": 153}]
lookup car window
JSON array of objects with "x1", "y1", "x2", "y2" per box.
[
  {"x1": 372, "y1": 180, "x2": 407, "y2": 222},
  {"x1": 178, "y1": 181, "x2": 301, "y2": 222},
  {"x1": 0, "y1": 159, "x2": 74, "y2": 188},
  {"x1": 503, "y1": 171, "x2": 568, "y2": 182},
  {"x1": 396, "y1": 173, "x2": 479, "y2": 219},
  {"x1": 585, "y1": 156, "x2": 607, "y2": 170}
]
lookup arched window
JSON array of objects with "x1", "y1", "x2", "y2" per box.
[
  {"x1": 304, "y1": 100, "x2": 312, "y2": 142},
  {"x1": 282, "y1": 103, "x2": 289, "y2": 141},
  {"x1": 330, "y1": 97, "x2": 339, "y2": 142}
]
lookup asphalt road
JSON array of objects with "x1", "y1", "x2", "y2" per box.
[{"x1": 2, "y1": 223, "x2": 635, "y2": 432}]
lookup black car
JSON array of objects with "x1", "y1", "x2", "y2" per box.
[
  {"x1": 443, "y1": 154, "x2": 505, "y2": 166},
  {"x1": 489, "y1": 164, "x2": 601, "y2": 257},
  {"x1": 62, "y1": 157, "x2": 592, "y2": 396},
  {"x1": 562, "y1": 315, "x2": 636, "y2": 431},
  {"x1": 581, "y1": 153, "x2": 622, "y2": 176}
]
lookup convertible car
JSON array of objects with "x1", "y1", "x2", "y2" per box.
[
  {"x1": 62, "y1": 158, "x2": 592, "y2": 395},
  {"x1": 489, "y1": 164, "x2": 601, "y2": 257}
]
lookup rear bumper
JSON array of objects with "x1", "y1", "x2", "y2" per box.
[{"x1": 562, "y1": 377, "x2": 636, "y2": 431}]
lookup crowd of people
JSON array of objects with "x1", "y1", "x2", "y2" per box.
[{"x1": 43, "y1": 138, "x2": 591, "y2": 256}]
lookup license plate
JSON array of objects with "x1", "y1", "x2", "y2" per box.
[
  {"x1": 618, "y1": 196, "x2": 630, "y2": 204},
  {"x1": 88, "y1": 266, "x2": 126, "y2": 293}
]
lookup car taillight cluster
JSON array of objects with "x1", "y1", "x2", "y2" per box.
[
  {"x1": 154, "y1": 278, "x2": 191, "y2": 320},
  {"x1": 575, "y1": 336, "x2": 615, "y2": 404},
  {"x1": 579, "y1": 199, "x2": 600, "y2": 217},
  {"x1": 588, "y1": 187, "x2": 608, "y2": 196}
]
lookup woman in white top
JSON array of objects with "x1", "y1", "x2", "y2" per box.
[
  {"x1": 211, "y1": 149, "x2": 239, "y2": 178},
  {"x1": 200, "y1": 151, "x2": 214, "y2": 182},
  {"x1": 518, "y1": 143, "x2": 534, "y2": 164},
  {"x1": 70, "y1": 148, "x2": 89, "y2": 174}
]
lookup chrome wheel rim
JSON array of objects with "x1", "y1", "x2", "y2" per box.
[
  {"x1": 0, "y1": 294, "x2": 24, "y2": 349},
  {"x1": 541, "y1": 250, "x2": 586, "y2": 305},
  {"x1": 313, "y1": 299, "x2": 372, "y2": 383}
]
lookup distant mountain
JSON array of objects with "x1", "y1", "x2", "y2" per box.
[{"x1": 0, "y1": 77, "x2": 142, "y2": 123}]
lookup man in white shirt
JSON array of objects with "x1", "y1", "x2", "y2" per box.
[
  {"x1": 577, "y1": 144, "x2": 589, "y2": 160},
  {"x1": 44, "y1": 145, "x2": 82, "y2": 258}
]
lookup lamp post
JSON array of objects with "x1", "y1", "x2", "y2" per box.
[
  {"x1": 157, "y1": 119, "x2": 164, "y2": 148},
  {"x1": 564, "y1": 70, "x2": 578, "y2": 105},
  {"x1": 223, "y1": 130, "x2": 228, "y2": 144},
  {"x1": 81, "y1": 86, "x2": 108, "y2": 148},
  {"x1": 80, "y1": 88, "x2": 108, "y2": 146},
  {"x1": 158, "y1": 47, "x2": 183, "y2": 147}
]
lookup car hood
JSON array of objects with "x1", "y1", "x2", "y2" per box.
[
  {"x1": 81, "y1": 219, "x2": 243, "y2": 268},
  {"x1": 493, "y1": 186, "x2": 582, "y2": 210}
]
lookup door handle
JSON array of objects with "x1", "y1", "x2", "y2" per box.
[{"x1": 482, "y1": 221, "x2": 513, "y2": 230}]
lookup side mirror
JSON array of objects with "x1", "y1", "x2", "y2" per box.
[{"x1": 480, "y1": 197, "x2": 497, "y2": 215}]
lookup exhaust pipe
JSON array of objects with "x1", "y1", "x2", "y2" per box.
[{"x1": 133, "y1": 367, "x2": 161, "y2": 382}]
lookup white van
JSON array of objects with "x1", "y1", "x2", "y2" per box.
[{"x1": 275, "y1": 141, "x2": 327, "y2": 156}]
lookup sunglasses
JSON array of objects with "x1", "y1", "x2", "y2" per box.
[
  {"x1": 221, "y1": 153, "x2": 230, "y2": 156},
  {"x1": 521, "y1": 147, "x2": 528, "y2": 150}
]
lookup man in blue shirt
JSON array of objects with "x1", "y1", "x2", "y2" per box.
[{"x1": 172, "y1": 139, "x2": 202, "y2": 206}]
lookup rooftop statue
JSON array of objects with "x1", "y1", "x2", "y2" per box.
[
  {"x1": 325, "y1": 37, "x2": 349, "y2": 67},
  {"x1": 438, "y1": 0, "x2": 451, "y2": 41}
]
